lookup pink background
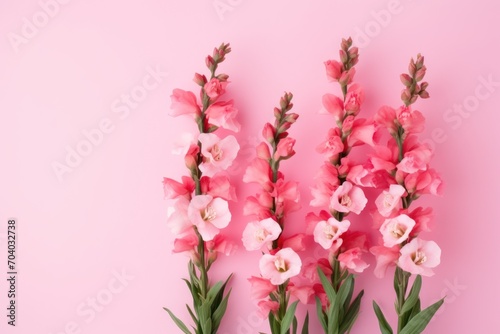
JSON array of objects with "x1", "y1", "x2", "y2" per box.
[{"x1": 1, "y1": 0, "x2": 499, "y2": 333}]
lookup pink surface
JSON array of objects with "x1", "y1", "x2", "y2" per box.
[{"x1": 1, "y1": 0, "x2": 499, "y2": 333}]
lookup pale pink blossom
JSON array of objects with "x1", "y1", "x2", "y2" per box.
[
  {"x1": 203, "y1": 78, "x2": 227, "y2": 100},
  {"x1": 171, "y1": 132, "x2": 195, "y2": 155},
  {"x1": 274, "y1": 137, "x2": 296, "y2": 160},
  {"x1": 380, "y1": 214, "x2": 415, "y2": 247},
  {"x1": 248, "y1": 276, "x2": 276, "y2": 300},
  {"x1": 324, "y1": 60, "x2": 342, "y2": 82},
  {"x1": 344, "y1": 84, "x2": 364, "y2": 115},
  {"x1": 398, "y1": 238, "x2": 441, "y2": 277},
  {"x1": 330, "y1": 181, "x2": 367, "y2": 215},
  {"x1": 206, "y1": 234, "x2": 236, "y2": 258},
  {"x1": 397, "y1": 142, "x2": 432, "y2": 173},
  {"x1": 313, "y1": 217, "x2": 350, "y2": 249},
  {"x1": 305, "y1": 211, "x2": 331, "y2": 235},
  {"x1": 205, "y1": 100, "x2": 240, "y2": 132},
  {"x1": 198, "y1": 133, "x2": 239, "y2": 176},
  {"x1": 256, "y1": 142, "x2": 271, "y2": 160},
  {"x1": 338, "y1": 248, "x2": 369, "y2": 273},
  {"x1": 346, "y1": 164, "x2": 374, "y2": 187},
  {"x1": 396, "y1": 106, "x2": 425, "y2": 135},
  {"x1": 166, "y1": 197, "x2": 191, "y2": 236},
  {"x1": 170, "y1": 89, "x2": 201, "y2": 117},
  {"x1": 375, "y1": 184, "x2": 406, "y2": 217},
  {"x1": 370, "y1": 143, "x2": 398, "y2": 173},
  {"x1": 188, "y1": 195, "x2": 231, "y2": 241},
  {"x1": 184, "y1": 144, "x2": 200, "y2": 171},
  {"x1": 272, "y1": 179, "x2": 301, "y2": 217},
  {"x1": 321, "y1": 93, "x2": 344, "y2": 122},
  {"x1": 259, "y1": 248, "x2": 302, "y2": 285},
  {"x1": 316, "y1": 128, "x2": 344, "y2": 159},
  {"x1": 370, "y1": 245, "x2": 400, "y2": 278},
  {"x1": 242, "y1": 218, "x2": 282, "y2": 251}
]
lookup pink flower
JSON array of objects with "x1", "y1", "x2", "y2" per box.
[
  {"x1": 408, "y1": 206, "x2": 434, "y2": 234},
  {"x1": 396, "y1": 106, "x2": 425, "y2": 135},
  {"x1": 272, "y1": 179, "x2": 301, "y2": 217},
  {"x1": 200, "y1": 175, "x2": 236, "y2": 201},
  {"x1": 188, "y1": 195, "x2": 231, "y2": 241},
  {"x1": 397, "y1": 141, "x2": 432, "y2": 173},
  {"x1": 259, "y1": 248, "x2": 302, "y2": 285},
  {"x1": 281, "y1": 234, "x2": 307, "y2": 252},
  {"x1": 316, "y1": 128, "x2": 344, "y2": 159},
  {"x1": 248, "y1": 276, "x2": 276, "y2": 300},
  {"x1": 170, "y1": 89, "x2": 201, "y2": 117},
  {"x1": 243, "y1": 192, "x2": 273, "y2": 219},
  {"x1": 310, "y1": 163, "x2": 340, "y2": 207},
  {"x1": 346, "y1": 164, "x2": 374, "y2": 187},
  {"x1": 166, "y1": 197, "x2": 191, "y2": 236},
  {"x1": 339, "y1": 67, "x2": 356, "y2": 86},
  {"x1": 305, "y1": 211, "x2": 331, "y2": 235},
  {"x1": 262, "y1": 123, "x2": 275, "y2": 143},
  {"x1": 204, "y1": 78, "x2": 227, "y2": 100},
  {"x1": 205, "y1": 100, "x2": 240, "y2": 132},
  {"x1": 243, "y1": 158, "x2": 272, "y2": 191},
  {"x1": 257, "y1": 300, "x2": 279, "y2": 318},
  {"x1": 330, "y1": 181, "x2": 367, "y2": 215},
  {"x1": 404, "y1": 168, "x2": 444, "y2": 196},
  {"x1": 324, "y1": 60, "x2": 342, "y2": 82},
  {"x1": 344, "y1": 84, "x2": 364, "y2": 115},
  {"x1": 274, "y1": 137, "x2": 296, "y2": 160},
  {"x1": 398, "y1": 238, "x2": 441, "y2": 277},
  {"x1": 374, "y1": 105, "x2": 397, "y2": 135},
  {"x1": 347, "y1": 118, "x2": 377, "y2": 147},
  {"x1": 256, "y1": 142, "x2": 271, "y2": 160},
  {"x1": 379, "y1": 214, "x2": 415, "y2": 247},
  {"x1": 321, "y1": 94, "x2": 344, "y2": 122},
  {"x1": 338, "y1": 248, "x2": 369, "y2": 273},
  {"x1": 313, "y1": 217, "x2": 350, "y2": 249},
  {"x1": 184, "y1": 144, "x2": 200, "y2": 171},
  {"x1": 370, "y1": 245, "x2": 400, "y2": 278},
  {"x1": 206, "y1": 234, "x2": 236, "y2": 258},
  {"x1": 370, "y1": 143, "x2": 398, "y2": 173},
  {"x1": 172, "y1": 228, "x2": 198, "y2": 255},
  {"x1": 198, "y1": 133, "x2": 239, "y2": 177},
  {"x1": 375, "y1": 184, "x2": 406, "y2": 217},
  {"x1": 288, "y1": 283, "x2": 315, "y2": 304},
  {"x1": 163, "y1": 176, "x2": 195, "y2": 200},
  {"x1": 302, "y1": 258, "x2": 332, "y2": 283},
  {"x1": 242, "y1": 218, "x2": 282, "y2": 251}
]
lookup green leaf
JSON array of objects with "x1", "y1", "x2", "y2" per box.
[
  {"x1": 201, "y1": 317, "x2": 212, "y2": 334},
  {"x1": 212, "y1": 288, "x2": 231, "y2": 331},
  {"x1": 164, "y1": 307, "x2": 192, "y2": 334},
  {"x1": 301, "y1": 312, "x2": 309, "y2": 334},
  {"x1": 315, "y1": 296, "x2": 328, "y2": 332},
  {"x1": 186, "y1": 304, "x2": 198, "y2": 325},
  {"x1": 339, "y1": 290, "x2": 364, "y2": 334},
  {"x1": 400, "y1": 298, "x2": 444, "y2": 334},
  {"x1": 327, "y1": 295, "x2": 340, "y2": 334},
  {"x1": 408, "y1": 298, "x2": 421, "y2": 321},
  {"x1": 401, "y1": 275, "x2": 422, "y2": 315},
  {"x1": 292, "y1": 316, "x2": 298, "y2": 334},
  {"x1": 318, "y1": 268, "x2": 336, "y2": 301},
  {"x1": 281, "y1": 301, "x2": 299, "y2": 334},
  {"x1": 337, "y1": 275, "x2": 354, "y2": 310},
  {"x1": 372, "y1": 301, "x2": 393, "y2": 334}
]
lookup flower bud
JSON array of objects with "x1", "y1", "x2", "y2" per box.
[
  {"x1": 217, "y1": 73, "x2": 229, "y2": 82},
  {"x1": 401, "y1": 88, "x2": 412, "y2": 104},
  {"x1": 193, "y1": 73, "x2": 207, "y2": 86},
  {"x1": 205, "y1": 55, "x2": 215, "y2": 69},
  {"x1": 415, "y1": 66, "x2": 426, "y2": 82},
  {"x1": 400, "y1": 73, "x2": 412, "y2": 87},
  {"x1": 274, "y1": 137, "x2": 296, "y2": 161},
  {"x1": 284, "y1": 113, "x2": 299, "y2": 124},
  {"x1": 263, "y1": 123, "x2": 276, "y2": 144},
  {"x1": 408, "y1": 61, "x2": 417, "y2": 76},
  {"x1": 416, "y1": 54, "x2": 424, "y2": 69},
  {"x1": 185, "y1": 144, "x2": 200, "y2": 171},
  {"x1": 325, "y1": 60, "x2": 342, "y2": 82},
  {"x1": 419, "y1": 90, "x2": 430, "y2": 99},
  {"x1": 339, "y1": 50, "x2": 348, "y2": 64},
  {"x1": 256, "y1": 142, "x2": 271, "y2": 160}
]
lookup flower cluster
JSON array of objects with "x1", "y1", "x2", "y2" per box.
[
  {"x1": 303, "y1": 38, "x2": 373, "y2": 333},
  {"x1": 370, "y1": 54, "x2": 444, "y2": 334},
  {"x1": 163, "y1": 43, "x2": 239, "y2": 333},
  {"x1": 369, "y1": 54, "x2": 443, "y2": 279},
  {"x1": 242, "y1": 93, "x2": 308, "y2": 333}
]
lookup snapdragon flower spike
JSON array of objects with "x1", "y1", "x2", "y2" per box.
[
  {"x1": 163, "y1": 43, "x2": 239, "y2": 334},
  {"x1": 242, "y1": 93, "x2": 308, "y2": 334},
  {"x1": 370, "y1": 54, "x2": 444, "y2": 334},
  {"x1": 307, "y1": 37, "x2": 372, "y2": 334}
]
